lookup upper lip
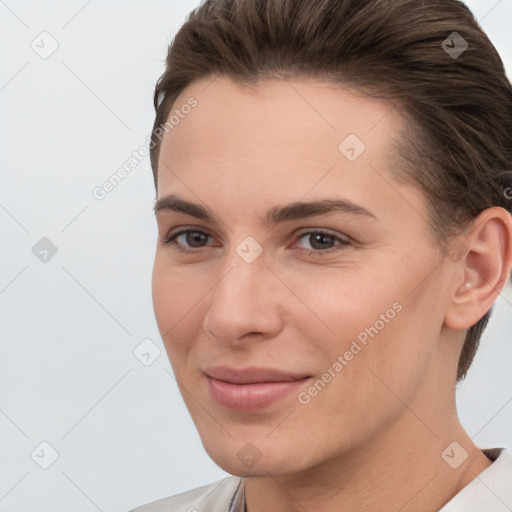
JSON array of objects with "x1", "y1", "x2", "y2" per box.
[{"x1": 204, "y1": 366, "x2": 311, "y2": 384}]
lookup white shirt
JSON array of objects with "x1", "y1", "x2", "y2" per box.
[{"x1": 129, "y1": 447, "x2": 512, "y2": 511}]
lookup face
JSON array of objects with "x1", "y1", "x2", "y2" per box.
[{"x1": 152, "y1": 75, "x2": 453, "y2": 477}]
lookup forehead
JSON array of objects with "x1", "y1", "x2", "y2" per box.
[
  {"x1": 159, "y1": 75, "x2": 401, "y2": 171},
  {"x1": 155, "y1": 75, "x2": 418, "y2": 226},
  {"x1": 164, "y1": 75, "x2": 398, "y2": 166}
]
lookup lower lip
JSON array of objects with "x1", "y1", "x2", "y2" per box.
[{"x1": 207, "y1": 376, "x2": 310, "y2": 412}]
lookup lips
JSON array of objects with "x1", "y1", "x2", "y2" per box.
[
  {"x1": 203, "y1": 366, "x2": 311, "y2": 412},
  {"x1": 204, "y1": 365, "x2": 310, "y2": 384}
]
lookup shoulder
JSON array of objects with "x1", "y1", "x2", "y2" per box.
[
  {"x1": 439, "y1": 447, "x2": 512, "y2": 511},
  {"x1": 129, "y1": 475, "x2": 243, "y2": 512}
]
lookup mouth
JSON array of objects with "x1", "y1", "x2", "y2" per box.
[{"x1": 203, "y1": 365, "x2": 312, "y2": 412}]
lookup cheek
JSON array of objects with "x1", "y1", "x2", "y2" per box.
[
  {"x1": 151, "y1": 257, "x2": 206, "y2": 363},
  {"x1": 285, "y1": 266, "x2": 402, "y2": 343},
  {"x1": 288, "y1": 264, "x2": 434, "y2": 388},
  {"x1": 152, "y1": 256, "x2": 202, "y2": 329}
]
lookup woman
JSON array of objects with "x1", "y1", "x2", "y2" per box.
[{"x1": 132, "y1": 0, "x2": 512, "y2": 510}]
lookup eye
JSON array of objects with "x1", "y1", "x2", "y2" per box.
[
  {"x1": 293, "y1": 229, "x2": 351, "y2": 256},
  {"x1": 162, "y1": 229, "x2": 214, "y2": 252},
  {"x1": 161, "y1": 227, "x2": 351, "y2": 256}
]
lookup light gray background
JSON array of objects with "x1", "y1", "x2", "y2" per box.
[{"x1": 1, "y1": 1, "x2": 511, "y2": 511}]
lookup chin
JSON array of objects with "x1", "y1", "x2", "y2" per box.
[{"x1": 202, "y1": 438, "x2": 309, "y2": 478}]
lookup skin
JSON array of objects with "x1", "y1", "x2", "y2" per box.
[{"x1": 151, "y1": 75, "x2": 512, "y2": 512}]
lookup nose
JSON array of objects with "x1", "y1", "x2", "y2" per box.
[{"x1": 203, "y1": 252, "x2": 284, "y2": 345}]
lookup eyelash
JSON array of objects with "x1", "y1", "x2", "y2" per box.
[{"x1": 161, "y1": 228, "x2": 351, "y2": 257}]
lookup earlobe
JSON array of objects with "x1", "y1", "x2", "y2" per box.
[{"x1": 444, "y1": 207, "x2": 512, "y2": 331}]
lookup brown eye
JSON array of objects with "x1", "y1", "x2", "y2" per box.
[
  {"x1": 182, "y1": 230, "x2": 209, "y2": 248},
  {"x1": 294, "y1": 229, "x2": 351, "y2": 255},
  {"x1": 163, "y1": 229, "x2": 213, "y2": 250},
  {"x1": 307, "y1": 233, "x2": 336, "y2": 250}
]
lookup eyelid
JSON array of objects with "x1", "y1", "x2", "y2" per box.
[
  {"x1": 293, "y1": 227, "x2": 350, "y2": 244},
  {"x1": 292, "y1": 228, "x2": 352, "y2": 255},
  {"x1": 162, "y1": 226, "x2": 217, "y2": 247}
]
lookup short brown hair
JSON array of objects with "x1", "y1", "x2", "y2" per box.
[{"x1": 150, "y1": 0, "x2": 512, "y2": 381}]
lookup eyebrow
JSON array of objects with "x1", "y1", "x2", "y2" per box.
[{"x1": 153, "y1": 194, "x2": 377, "y2": 224}]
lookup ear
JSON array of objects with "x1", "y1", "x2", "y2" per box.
[{"x1": 444, "y1": 207, "x2": 512, "y2": 330}]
